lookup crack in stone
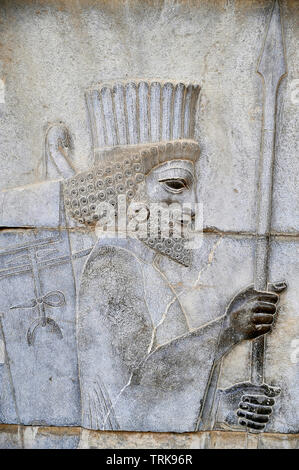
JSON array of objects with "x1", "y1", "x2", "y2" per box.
[
  {"x1": 101, "y1": 373, "x2": 134, "y2": 430},
  {"x1": 152, "y1": 254, "x2": 191, "y2": 331},
  {"x1": 147, "y1": 295, "x2": 178, "y2": 353},
  {"x1": 193, "y1": 236, "x2": 223, "y2": 289}
]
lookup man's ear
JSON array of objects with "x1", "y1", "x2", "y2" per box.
[{"x1": 45, "y1": 123, "x2": 76, "y2": 180}]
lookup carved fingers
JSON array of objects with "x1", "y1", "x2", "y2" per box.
[
  {"x1": 244, "y1": 283, "x2": 287, "y2": 340},
  {"x1": 248, "y1": 295, "x2": 278, "y2": 338},
  {"x1": 224, "y1": 281, "x2": 287, "y2": 345},
  {"x1": 239, "y1": 401, "x2": 273, "y2": 415},
  {"x1": 238, "y1": 396, "x2": 272, "y2": 430},
  {"x1": 237, "y1": 385, "x2": 280, "y2": 431}
]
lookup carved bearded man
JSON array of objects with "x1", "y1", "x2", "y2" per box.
[{"x1": 61, "y1": 81, "x2": 286, "y2": 432}]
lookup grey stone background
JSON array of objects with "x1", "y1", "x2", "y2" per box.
[{"x1": 0, "y1": 0, "x2": 298, "y2": 448}]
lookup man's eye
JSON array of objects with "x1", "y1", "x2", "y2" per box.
[{"x1": 161, "y1": 179, "x2": 187, "y2": 193}]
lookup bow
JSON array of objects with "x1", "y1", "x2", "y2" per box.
[{"x1": 10, "y1": 290, "x2": 65, "y2": 310}]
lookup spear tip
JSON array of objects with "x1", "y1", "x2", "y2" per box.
[{"x1": 257, "y1": 0, "x2": 287, "y2": 87}]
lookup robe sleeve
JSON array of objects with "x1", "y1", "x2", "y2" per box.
[
  {"x1": 114, "y1": 317, "x2": 223, "y2": 432},
  {"x1": 78, "y1": 243, "x2": 154, "y2": 430}
]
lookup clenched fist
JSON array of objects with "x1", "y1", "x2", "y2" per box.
[
  {"x1": 217, "y1": 382, "x2": 281, "y2": 432},
  {"x1": 237, "y1": 383, "x2": 281, "y2": 431},
  {"x1": 218, "y1": 282, "x2": 287, "y2": 355}
]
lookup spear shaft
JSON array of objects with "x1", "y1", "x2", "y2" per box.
[
  {"x1": 251, "y1": 0, "x2": 287, "y2": 385},
  {"x1": 197, "y1": 0, "x2": 287, "y2": 436}
]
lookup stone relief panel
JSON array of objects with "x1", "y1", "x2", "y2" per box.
[{"x1": 0, "y1": 0, "x2": 298, "y2": 448}]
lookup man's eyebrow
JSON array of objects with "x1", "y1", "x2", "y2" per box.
[{"x1": 157, "y1": 168, "x2": 193, "y2": 181}]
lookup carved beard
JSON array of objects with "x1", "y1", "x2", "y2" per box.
[
  {"x1": 140, "y1": 235, "x2": 191, "y2": 267},
  {"x1": 129, "y1": 187, "x2": 192, "y2": 267},
  {"x1": 135, "y1": 215, "x2": 191, "y2": 267}
]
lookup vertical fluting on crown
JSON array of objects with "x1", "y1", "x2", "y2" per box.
[{"x1": 85, "y1": 80, "x2": 200, "y2": 159}]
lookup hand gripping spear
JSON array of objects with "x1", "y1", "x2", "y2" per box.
[
  {"x1": 251, "y1": 0, "x2": 287, "y2": 387},
  {"x1": 198, "y1": 0, "x2": 287, "y2": 440}
]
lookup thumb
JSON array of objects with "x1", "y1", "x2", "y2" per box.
[
  {"x1": 268, "y1": 281, "x2": 288, "y2": 294},
  {"x1": 259, "y1": 383, "x2": 281, "y2": 398}
]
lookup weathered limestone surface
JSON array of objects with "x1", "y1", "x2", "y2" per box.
[
  {"x1": 0, "y1": 0, "x2": 298, "y2": 449},
  {"x1": 0, "y1": 424, "x2": 298, "y2": 449},
  {"x1": 0, "y1": 0, "x2": 297, "y2": 232}
]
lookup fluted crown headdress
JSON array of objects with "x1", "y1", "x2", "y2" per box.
[
  {"x1": 64, "y1": 80, "x2": 201, "y2": 229},
  {"x1": 85, "y1": 80, "x2": 200, "y2": 162}
]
